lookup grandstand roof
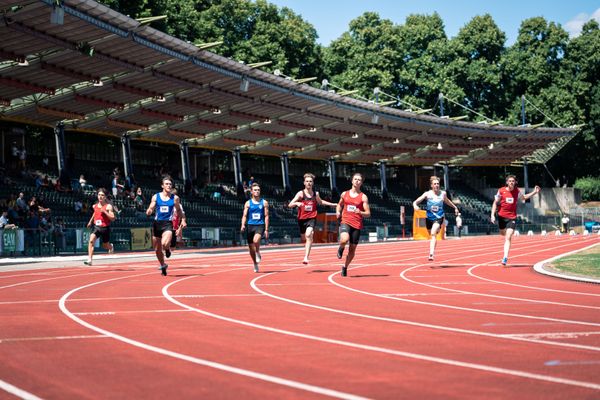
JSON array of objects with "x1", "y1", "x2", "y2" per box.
[{"x1": 0, "y1": 0, "x2": 578, "y2": 166}]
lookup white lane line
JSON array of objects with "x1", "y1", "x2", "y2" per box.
[
  {"x1": 502, "y1": 331, "x2": 600, "y2": 339},
  {"x1": 398, "y1": 239, "x2": 600, "y2": 312},
  {"x1": 0, "y1": 379, "x2": 44, "y2": 400},
  {"x1": 380, "y1": 293, "x2": 469, "y2": 297},
  {"x1": 0, "y1": 334, "x2": 107, "y2": 343},
  {"x1": 73, "y1": 309, "x2": 192, "y2": 316},
  {"x1": 58, "y1": 270, "x2": 368, "y2": 400},
  {"x1": 472, "y1": 242, "x2": 600, "y2": 294},
  {"x1": 163, "y1": 275, "x2": 600, "y2": 391},
  {"x1": 0, "y1": 294, "x2": 263, "y2": 305}
]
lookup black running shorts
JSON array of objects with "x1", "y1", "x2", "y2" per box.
[
  {"x1": 298, "y1": 218, "x2": 316, "y2": 234},
  {"x1": 339, "y1": 223, "x2": 361, "y2": 244},
  {"x1": 153, "y1": 220, "x2": 173, "y2": 238}
]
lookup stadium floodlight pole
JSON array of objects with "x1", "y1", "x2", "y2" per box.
[
  {"x1": 121, "y1": 133, "x2": 133, "y2": 179},
  {"x1": 280, "y1": 152, "x2": 291, "y2": 196},
  {"x1": 438, "y1": 93, "x2": 444, "y2": 117},
  {"x1": 54, "y1": 121, "x2": 66, "y2": 175},
  {"x1": 523, "y1": 158, "x2": 529, "y2": 193},
  {"x1": 328, "y1": 157, "x2": 338, "y2": 196},
  {"x1": 379, "y1": 160, "x2": 388, "y2": 199},
  {"x1": 195, "y1": 41, "x2": 223, "y2": 50},
  {"x1": 180, "y1": 141, "x2": 192, "y2": 195},
  {"x1": 233, "y1": 147, "x2": 243, "y2": 196}
]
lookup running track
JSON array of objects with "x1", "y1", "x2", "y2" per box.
[{"x1": 1, "y1": 235, "x2": 599, "y2": 399}]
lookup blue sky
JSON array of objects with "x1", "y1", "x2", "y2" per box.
[{"x1": 267, "y1": 0, "x2": 600, "y2": 46}]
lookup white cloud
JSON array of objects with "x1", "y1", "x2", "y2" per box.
[{"x1": 565, "y1": 7, "x2": 600, "y2": 37}]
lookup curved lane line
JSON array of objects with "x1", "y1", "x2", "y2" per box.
[
  {"x1": 469, "y1": 241, "x2": 600, "y2": 295},
  {"x1": 58, "y1": 269, "x2": 368, "y2": 400},
  {"x1": 163, "y1": 275, "x2": 600, "y2": 391}
]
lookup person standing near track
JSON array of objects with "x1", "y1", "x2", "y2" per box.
[
  {"x1": 336, "y1": 172, "x2": 371, "y2": 277},
  {"x1": 84, "y1": 188, "x2": 115, "y2": 266},
  {"x1": 241, "y1": 183, "x2": 269, "y2": 272},
  {"x1": 146, "y1": 176, "x2": 184, "y2": 276},
  {"x1": 288, "y1": 173, "x2": 337, "y2": 264},
  {"x1": 412, "y1": 176, "x2": 459, "y2": 261},
  {"x1": 490, "y1": 175, "x2": 540, "y2": 266}
]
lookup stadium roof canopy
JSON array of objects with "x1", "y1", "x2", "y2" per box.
[{"x1": 0, "y1": 0, "x2": 578, "y2": 166}]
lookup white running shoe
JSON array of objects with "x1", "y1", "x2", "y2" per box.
[
  {"x1": 255, "y1": 252, "x2": 261, "y2": 263},
  {"x1": 302, "y1": 258, "x2": 309, "y2": 265},
  {"x1": 428, "y1": 254, "x2": 434, "y2": 261},
  {"x1": 83, "y1": 259, "x2": 92, "y2": 266},
  {"x1": 253, "y1": 262, "x2": 259, "y2": 273}
]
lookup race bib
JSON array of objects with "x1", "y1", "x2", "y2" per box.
[
  {"x1": 431, "y1": 206, "x2": 439, "y2": 212},
  {"x1": 347, "y1": 205, "x2": 357, "y2": 212},
  {"x1": 304, "y1": 205, "x2": 313, "y2": 212},
  {"x1": 159, "y1": 205, "x2": 169, "y2": 213},
  {"x1": 506, "y1": 197, "x2": 514, "y2": 204},
  {"x1": 252, "y1": 213, "x2": 261, "y2": 220},
  {"x1": 95, "y1": 219, "x2": 103, "y2": 226}
]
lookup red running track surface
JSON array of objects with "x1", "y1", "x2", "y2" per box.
[{"x1": 1, "y1": 235, "x2": 599, "y2": 399}]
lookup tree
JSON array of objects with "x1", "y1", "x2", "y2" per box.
[{"x1": 449, "y1": 14, "x2": 507, "y2": 119}]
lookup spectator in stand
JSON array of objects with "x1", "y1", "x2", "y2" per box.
[
  {"x1": 24, "y1": 210, "x2": 40, "y2": 250},
  {"x1": 18, "y1": 145, "x2": 27, "y2": 170},
  {"x1": 54, "y1": 217, "x2": 66, "y2": 250},
  {"x1": 111, "y1": 175, "x2": 124, "y2": 198},
  {"x1": 35, "y1": 174, "x2": 44, "y2": 190},
  {"x1": 10, "y1": 142, "x2": 19, "y2": 170},
  {"x1": 7, "y1": 194, "x2": 17, "y2": 210},
  {"x1": 8, "y1": 206, "x2": 19, "y2": 226},
  {"x1": 42, "y1": 156, "x2": 49, "y2": 169},
  {"x1": 74, "y1": 199, "x2": 83, "y2": 213},
  {"x1": 79, "y1": 174, "x2": 87, "y2": 191},
  {"x1": 16, "y1": 192, "x2": 28, "y2": 214},
  {"x1": 0, "y1": 209, "x2": 17, "y2": 230}
]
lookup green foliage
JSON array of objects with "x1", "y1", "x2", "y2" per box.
[
  {"x1": 573, "y1": 177, "x2": 600, "y2": 201},
  {"x1": 95, "y1": 1, "x2": 599, "y2": 179}
]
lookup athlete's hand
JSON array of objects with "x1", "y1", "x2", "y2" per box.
[
  {"x1": 240, "y1": 225, "x2": 245, "y2": 232},
  {"x1": 264, "y1": 230, "x2": 269, "y2": 240},
  {"x1": 534, "y1": 185, "x2": 541, "y2": 194},
  {"x1": 455, "y1": 209, "x2": 459, "y2": 215},
  {"x1": 413, "y1": 205, "x2": 420, "y2": 211},
  {"x1": 490, "y1": 215, "x2": 496, "y2": 224},
  {"x1": 146, "y1": 209, "x2": 152, "y2": 216}
]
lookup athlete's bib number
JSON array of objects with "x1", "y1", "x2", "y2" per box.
[
  {"x1": 252, "y1": 213, "x2": 261, "y2": 220},
  {"x1": 304, "y1": 205, "x2": 313, "y2": 212},
  {"x1": 431, "y1": 206, "x2": 439, "y2": 212},
  {"x1": 506, "y1": 197, "x2": 514, "y2": 204},
  {"x1": 95, "y1": 219, "x2": 103, "y2": 226},
  {"x1": 159, "y1": 206, "x2": 169, "y2": 213},
  {"x1": 347, "y1": 205, "x2": 357, "y2": 212}
]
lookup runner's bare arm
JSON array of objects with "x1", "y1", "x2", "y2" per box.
[
  {"x1": 146, "y1": 194, "x2": 157, "y2": 216},
  {"x1": 360, "y1": 194, "x2": 371, "y2": 217},
  {"x1": 240, "y1": 201, "x2": 249, "y2": 231},
  {"x1": 104, "y1": 204, "x2": 116, "y2": 221},
  {"x1": 316, "y1": 192, "x2": 337, "y2": 207},
  {"x1": 288, "y1": 191, "x2": 303, "y2": 208},
  {"x1": 412, "y1": 193, "x2": 427, "y2": 211}
]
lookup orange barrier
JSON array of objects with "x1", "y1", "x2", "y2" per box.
[
  {"x1": 314, "y1": 212, "x2": 339, "y2": 243},
  {"x1": 412, "y1": 209, "x2": 445, "y2": 240}
]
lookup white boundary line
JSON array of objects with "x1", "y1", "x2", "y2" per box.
[
  {"x1": 533, "y1": 243, "x2": 600, "y2": 284},
  {"x1": 0, "y1": 379, "x2": 44, "y2": 400}
]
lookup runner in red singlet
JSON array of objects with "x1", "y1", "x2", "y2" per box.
[
  {"x1": 288, "y1": 173, "x2": 337, "y2": 264},
  {"x1": 490, "y1": 175, "x2": 540, "y2": 266},
  {"x1": 84, "y1": 188, "x2": 115, "y2": 266},
  {"x1": 335, "y1": 172, "x2": 371, "y2": 277}
]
